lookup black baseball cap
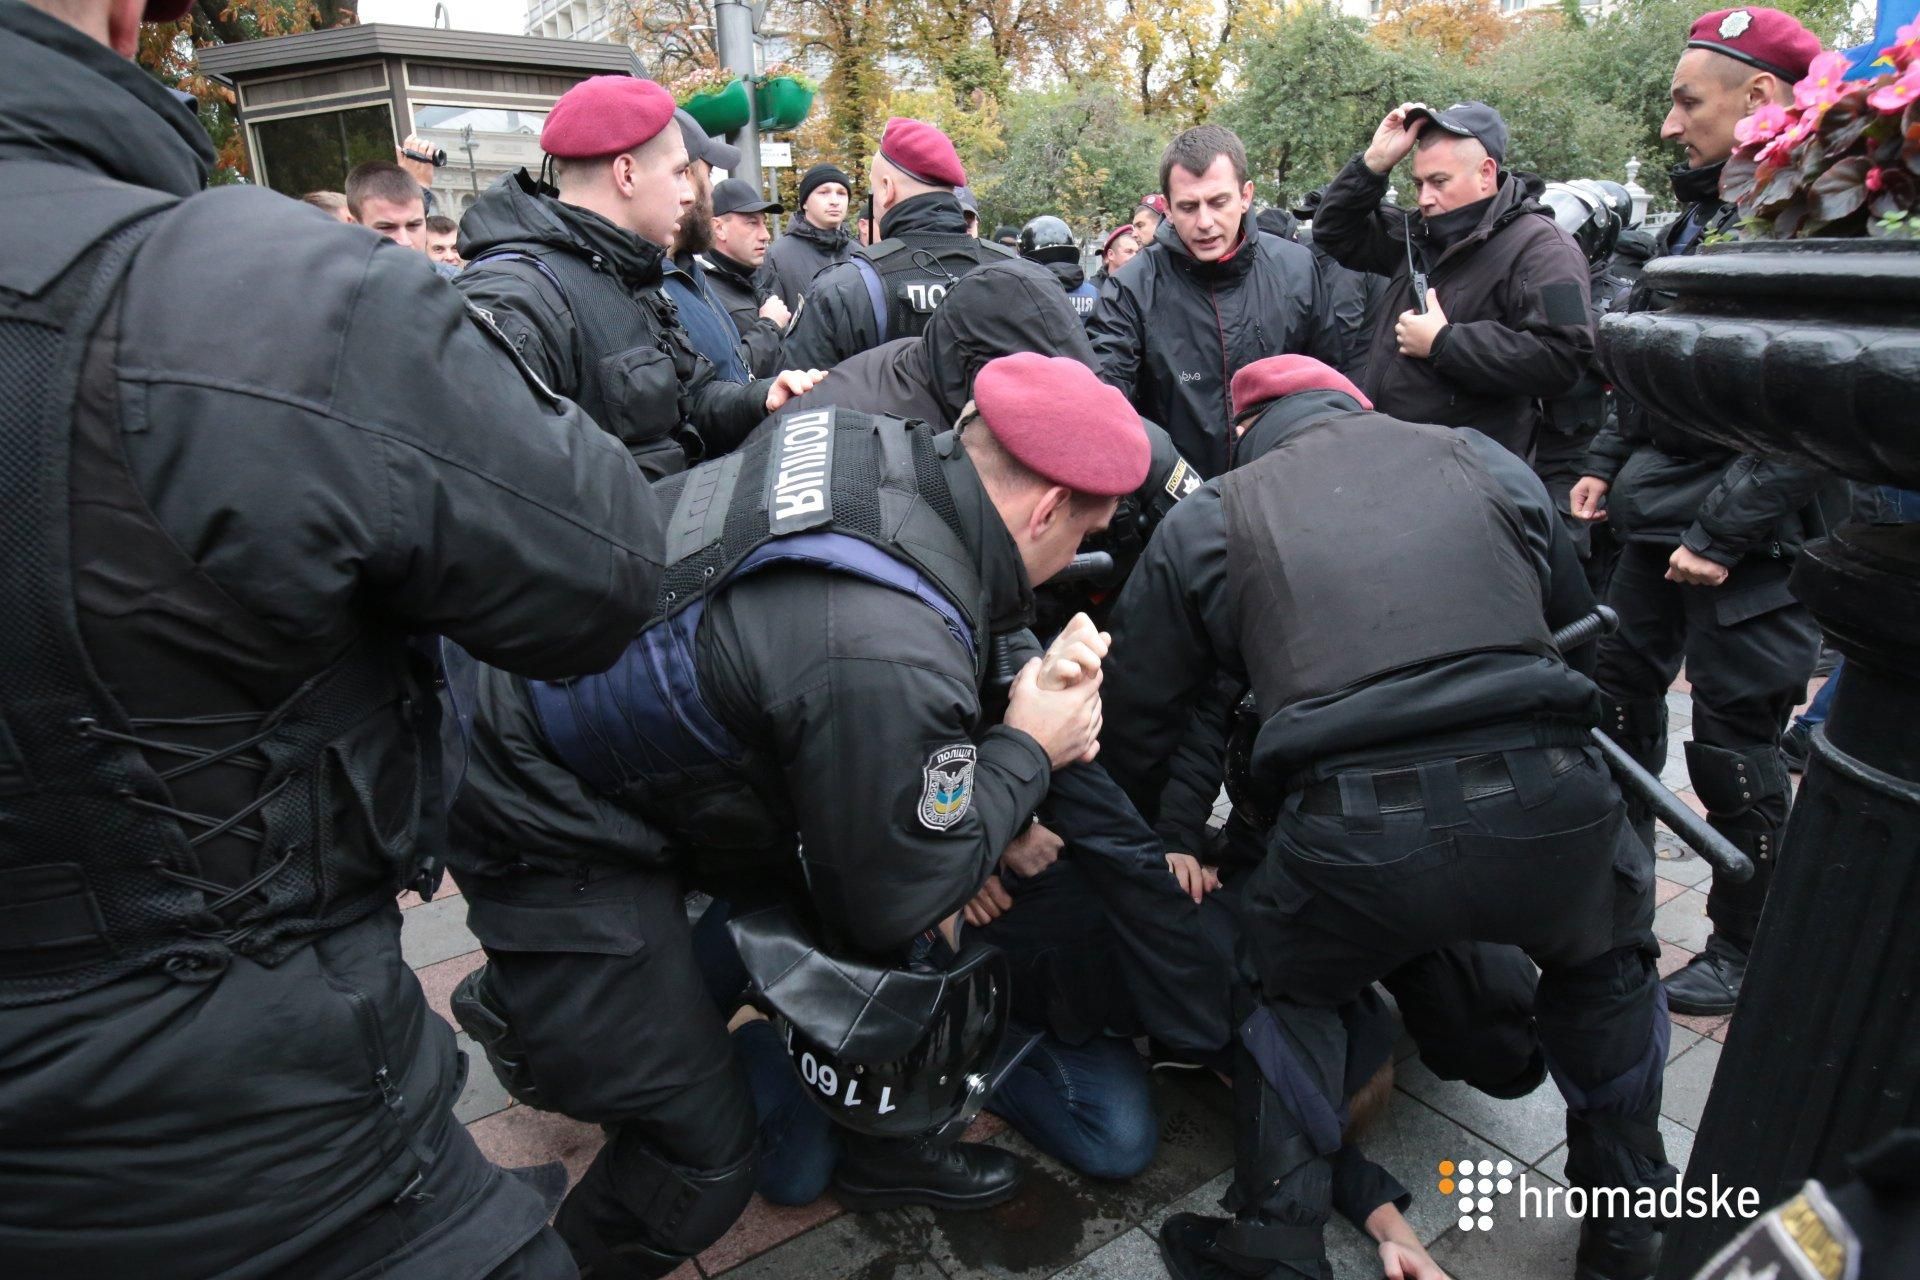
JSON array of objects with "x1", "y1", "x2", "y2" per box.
[
  {"x1": 712, "y1": 177, "x2": 782, "y2": 217},
  {"x1": 1405, "y1": 101, "x2": 1508, "y2": 166},
  {"x1": 674, "y1": 109, "x2": 743, "y2": 172}
]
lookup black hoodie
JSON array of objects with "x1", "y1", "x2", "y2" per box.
[
  {"x1": 457, "y1": 170, "x2": 774, "y2": 470},
  {"x1": 754, "y1": 210, "x2": 853, "y2": 308},
  {"x1": 1313, "y1": 154, "x2": 1596, "y2": 460}
]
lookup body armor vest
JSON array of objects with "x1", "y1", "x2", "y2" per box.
[
  {"x1": 0, "y1": 165, "x2": 439, "y2": 1008},
  {"x1": 851, "y1": 234, "x2": 1016, "y2": 343},
  {"x1": 467, "y1": 243, "x2": 691, "y2": 460},
  {"x1": 1065, "y1": 279, "x2": 1099, "y2": 322},
  {"x1": 1220, "y1": 411, "x2": 1554, "y2": 721},
  {"x1": 526, "y1": 409, "x2": 986, "y2": 843}
]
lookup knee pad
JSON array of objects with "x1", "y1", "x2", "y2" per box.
[
  {"x1": 1600, "y1": 694, "x2": 1668, "y2": 759},
  {"x1": 450, "y1": 965, "x2": 545, "y2": 1110},
  {"x1": 597, "y1": 1134, "x2": 758, "y2": 1260},
  {"x1": 1684, "y1": 740, "x2": 1789, "y2": 820}
]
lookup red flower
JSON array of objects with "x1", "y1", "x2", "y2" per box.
[
  {"x1": 1886, "y1": 19, "x2": 1919, "y2": 71},
  {"x1": 1867, "y1": 166, "x2": 1886, "y2": 193}
]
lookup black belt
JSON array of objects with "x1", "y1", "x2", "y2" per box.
[{"x1": 1295, "y1": 746, "x2": 1585, "y2": 817}]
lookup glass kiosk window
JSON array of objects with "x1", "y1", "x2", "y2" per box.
[{"x1": 253, "y1": 105, "x2": 395, "y2": 196}]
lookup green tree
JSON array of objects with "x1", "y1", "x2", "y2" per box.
[{"x1": 985, "y1": 81, "x2": 1164, "y2": 232}]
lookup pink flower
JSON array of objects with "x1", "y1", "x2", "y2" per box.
[
  {"x1": 1868, "y1": 61, "x2": 1920, "y2": 113},
  {"x1": 1886, "y1": 20, "x2": 1919, "y2": 71},
  {"x1": 1735, "y1": 101, "x2": 1794, "y2": 146},
  {"x1": 1866, "y1": 166, "x2": 1886, "y2": 193},
  {"x1": 1757, "y1": 112, "x2": 1818, "y2": 167},
  {"x1": 1795, "y1": 51, "x2": 1857, "y2": 111}
]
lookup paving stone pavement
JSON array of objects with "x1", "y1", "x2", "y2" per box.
[{"x1": 399, "y1": 676, "x2": 1801, "y2": 1277}]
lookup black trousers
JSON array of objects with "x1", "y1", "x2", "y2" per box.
[
  {"x1": 1221, "y1": 746, "x2": 1673, "y2": 1275},
  {"x1": 457, "y1": 866, "x2": 759, "y2": 1275},
  {"x1": 1596, "y1": 541, "x2": 1821, "y2": 945}
]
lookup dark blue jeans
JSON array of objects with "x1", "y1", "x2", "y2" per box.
[
  {"x1": 987, "y1": 1029, "x2": 1158, "y2": 1180},
  {"x1": 1793, "y1": 486, "x2": 1919, "y2": 732}
]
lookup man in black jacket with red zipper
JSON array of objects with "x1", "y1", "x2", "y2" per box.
[
  {"x1": 1088, "y1": 124, "x2": 1340, "y2": 480},
  {"x1": 1311, "y1": 100, "x2": 1594, "y2": 463}
]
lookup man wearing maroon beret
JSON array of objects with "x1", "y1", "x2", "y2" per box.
[
  {"x1": 1571, "y1": 7, "x2": 1824, "y2": 1022},
  {"x1": 0, "y1": 1, "x2": 675, "y2": 1278},
  {"x1": 458, "y1": 75, "x2": 823, "y2": 479},
  {"x1": 779, "y1": 116, "x2": 1019, "y2": 371},
  {"x1": 1099, "y1": 356, "x2": 1674, "y2": 1280},
  {"x1": 445, "y1": 355, "x2": 1149, "y2": 1255}
]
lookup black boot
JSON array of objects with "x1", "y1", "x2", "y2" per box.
[
  {"x1": 1662, "y1": 934, "x2": 1748, "y2": 1016},
  {"x1": 449, "y1": 964, "x2": 546, "y2": 1108},
  {"x1": 1575, "y1": 1218, "x2": 1661, "y2": 1280},
  {"x1": 1157, "y1": 1213, "x2": 1327, "y2": 1280},
  {"x1": 832, "y1": 1136, "x2": 1023, "y2": 1212},
  {"x1": 1780, "y1": 720, "x2": 1812, "y2": 773}
]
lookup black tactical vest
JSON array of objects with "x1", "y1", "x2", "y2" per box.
[
  {"x1": 1220, "y1": 411, "x2": 1554, "y2": 720},
  {"x1": 466, "y1": 241, "x2": 694, "y2": 472},
  {"x1": 526, "y1": 408, "x2": 986, "y2": 848},
  {"x1": 853, "y1": 234, "x2": 1017, "y2": 343},
  {"x1": 0, "y1": 164, "x2": 440, "y2": 1008}
]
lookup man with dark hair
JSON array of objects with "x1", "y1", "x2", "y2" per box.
[
  {"x1": 425, "y1": 212, "x2": 462, "y2": 267},
  {"x1": 662, "y1": 110, "x2": 755, "y2": 384},
  {"x1": 457, "y1": 76, "x2": 821, "y2": 478},
  {"x1": 346, "y1": 159, "x2": 427, "y2": 250},
  {"x1": 757, "y1": 161, "x2": 852, "y2": 307},
  {"x1": 1088, "y1": 123, "x2": 1338, "y2": 479},
  {"x1": 1103, "y1": 354, "x2": 1673, "y2": 1280},
  {"x1": 1309, "y1": 100, "x2": 1596, "y2": 461},
  {"x1": 0, "y1": 2, "x2": 668, "y2": 1278},
  {"x1": 447, "y1": 355, "x2": 1141, "y2": 1272},
  {"x1": 703, "y1": 177, "x2": 789, "y2": 377},
  {"x1": 1570, "y1": 7, "x2": 1825, "y2": 1016},
  {"x1": 780, "y1": 117, "x2": 1017, "y2": 370}
]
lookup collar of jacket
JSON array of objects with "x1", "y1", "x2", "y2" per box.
[
  {"x1": 1668, "y1": 157, "x2": 1727, "y2": 209},
  {"x1": 702, "y1": 248, "x2": 758, "y2": 287},
  {"x1": 936, "y1": 434, "x2": 1035, "y2": 633},
  {"x1": 666, "y1": 249, "x2": 710, "y2": 289},
  {"x1": 1155, "y1": 217, "x2": 1259, "y2": 283},
  {"x1": 1044, "y1": 259, "x2": 1088, "y2": 291},
  {"x1": 1233, "y1": 389, "x2": 1370, "y2": 470},
  {"x1": 787, "y1": 213, "x2": 852, "y2": 250},
  {"x1": 879, "y1": 192, "x2": 968, "y2": 239},
  {"x1": 0, "y1": 1, "x2": 212, "y2": 197},
  {"x1": 1419, "y1": 170, "x2": 1546, "y2": 268},
  {"x1": 462, "y1": 170, "x2": 666, "y2": 290}
]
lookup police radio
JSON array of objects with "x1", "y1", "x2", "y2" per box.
[{"x1": 1403, "y1": 219, "x2": 1430, "y2": 314}]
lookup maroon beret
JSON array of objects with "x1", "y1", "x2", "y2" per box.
[
  {"x1": 1137, "y1": 193, "x2": 1169, "y2": 217},
  {"x1": 1687, "y1": 8, "x2": 1821, "y2": 83},
  {"x1": 974, "y1": 353, "x2": 1149, "y2": 497},
  {"x1": 1231, "y1": 355, "x2": 1373, "y2": 421},
  {"x1": 541, "y1": 76, "x2": 677, "y2": 160},
  {"x1": 144, "y1": 0, "x2": 195, "y2": 21},
  {"x1": 879, "y1": 117, "x2": 967, "y2": 189},
  {"x1": 1102, "y1": 225, "x2": 1138, "y2": 255}
]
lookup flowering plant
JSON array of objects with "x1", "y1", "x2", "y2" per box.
[
  {"x1": 756, "y1": 62, "x2": 820, "y2": 93},
  {"x1": 666, "y1": 65, "x2": 742, "y2": 102},
  {"x1": 1723, "y1": 23, "x2": 1920, "y2": 237}
]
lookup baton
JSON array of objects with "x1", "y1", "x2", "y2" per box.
[{"x1": 1549, "y1": 608, "x2": 1755, "y2": 883}]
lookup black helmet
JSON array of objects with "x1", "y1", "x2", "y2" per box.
[
  {"x1": 1541, "y1": 181, "x2": 1620, "y2": 266},
  {"x1": 1575, "y1": 178, "x2": 1638, "y2": 231},
  {"x1": 1018, "y1": 215, "x2": 1080, "y2": 265},
  {"x1": 728, "y1": 905, "x2": 1013, "y2": 1141}
]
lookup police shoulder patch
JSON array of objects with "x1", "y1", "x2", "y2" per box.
[
  {"x1": 1164, "y1": 458, "x2": 1202, "y2": 501},
  {"x1": 918, "y1": 744, "x2": 977, "y2": 831}
]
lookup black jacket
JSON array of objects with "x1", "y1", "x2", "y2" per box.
[
  {"x1": 701, "y1": 247, "x2": 785, "y2": 376},
  {"x1": 456, "y1": 172, "x2": 773, "y2": 473},
  {"x1": 779, "y1": 193, "x2": 1010, "y2": 371},
  {"x1": 755, "y1": 211, "x2": 853, "y2": 308},
  {"x1": 1313, "y1": 156, "x2": 1595, "y2": 460},
  {"x1": 1309, "y1": 238, "x2": 1391, "y2": 384},
  {"x1": 1582, "y1": 162, "x2": 1822, "y2": 564},
  {"x1": 1102, "y1": 390, "x2": 1598, "y2": 802},
  {"x1": 452, "y1": 439, "x2": 1050, "y2": 954},
  {"x1": 0, "y1": 5, "x2": 664, "y2": 1275},
  {"x1": 1088, "y1": 220, "x2": 1340, "y2": 479}
]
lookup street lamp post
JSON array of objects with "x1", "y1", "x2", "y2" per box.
[{"x1": 714, "y1": 0, "x2": 759, "y2": 188}]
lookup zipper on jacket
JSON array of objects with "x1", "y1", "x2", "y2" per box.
[{"x1": 327, "y1": 967, "x2": 437, "y2": 1193}]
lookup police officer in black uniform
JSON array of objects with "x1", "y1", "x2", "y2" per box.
[
  {"x1": 457, "y1": 76, "x2": 822, "y2": 478},
  {"x1": 1537, "y1": 179, "x2": 1635, "y2": 592},
  {"x1": 779, "y1": 116, "x2": 1015, "y2": 371},
  {"x1": 1102, "y1": 356, "x2": 1673, "y2": 1280},
  {"x1": 446, "y1": 353, "x2": 1148, "y2": 1276},
  {"x1": 0, "y1": 1, "x2": 667, "y2": 1276},
  {"x1": 1572, "y1": 8, "x2": 1825, "y2": 1016},
  {"x1": 1018, "y1": 215, "x2": 1099, "y2": 324}
]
